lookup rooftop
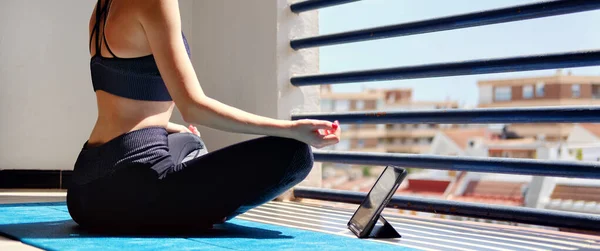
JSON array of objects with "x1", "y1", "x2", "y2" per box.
[
  {"x1": 441, "y1": 127, "x2": 489, "y2": 150},
  {"x1": 579, "y1": 123, "x2": 600, "y2": 138},
  {"x1": 477, "y1": 70, "x2": 600, "y2": 86}
]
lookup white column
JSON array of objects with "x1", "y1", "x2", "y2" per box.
[
  {"x1": 179, "y1": 0, "x2": 322, "y2": 188},
  {"x1": 278, "y1": 0, "x2": 321, "y2": 188},
  {"x1": 524, "y1": 147, "x2": 556, "y2": 208}
]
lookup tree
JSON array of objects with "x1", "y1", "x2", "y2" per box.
[{"x1": 362, "y1": 166, "x2": 371, "y2": 177}]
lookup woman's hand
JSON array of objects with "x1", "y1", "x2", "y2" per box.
[
  {"x1": 289, "y1": 119, "x2": 341, "y2": 149},
  {"x1": 167, "y1": 122, "x2": 200, "y2": 136},
  {"x1": 188, "y1": 124, "x2": 200, "y2": 136}
]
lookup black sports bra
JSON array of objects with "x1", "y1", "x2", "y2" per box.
[{"x1": 89, "y1": 0, "x2": 191, "y2": 101}]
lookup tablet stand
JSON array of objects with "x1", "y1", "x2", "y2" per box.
[{"x1": 367, "y1": 215, "x2": 401, "y2": 239}]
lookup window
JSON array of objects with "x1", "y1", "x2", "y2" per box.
[
  {"x1": 593, "y1": 84, "x2": 600, "y2": 99},
  {"x1": 572, "y1": 84, "x2": 581, "y2": 98},
  {"x1": 536, "y1": 82, "x2": 545, "y2": 97},
  {"x1": 321, "y1": 99, "x2": 333, "y2": 112},
  {"x1": 468, "y1": 140, "x2": 475, "y2": 148},
  {"x1": 387, "y1": 93, "x2": 396, "y2": 103},
  {"x1": 335, "y1": 100, "x2": 349, "y2": 111},
  {"x1": 494, "y1": 86, "x2": 512, "y2": 101},
  {"x1": 522, "y1": 85, "x2": 533, "y2": 99},
  {"x1": 376, "y1": 100, "x2": 384, "y2": 109},
  {"x1": 357, "y1": 139, "x2": 365, "y2": 148},
  {"x1": 355, "y1": 100, "x2": 365, "y2": 110}
]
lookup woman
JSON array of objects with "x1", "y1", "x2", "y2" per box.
[{"x1": 67, "y1": 0, "x2": 341, "y2": 232}]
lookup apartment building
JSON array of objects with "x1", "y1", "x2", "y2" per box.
[
  {"x1": 478, "y1": 70, "x2": 600, "y2": 141},
  {"x1": 320, "y1": 85, "x2": 459, "y2": 154}
]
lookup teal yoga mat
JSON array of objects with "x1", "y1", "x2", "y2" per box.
[{"x1": 0, "y1": 202, "x2": 414, "y2": 251}]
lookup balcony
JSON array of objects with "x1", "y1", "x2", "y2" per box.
[
  {"x1": 2, "y1": 0, "x2": 600, "y2": 250},
  {"x1": 290, "y1": 0, "x2": 600, "y2": 248}
]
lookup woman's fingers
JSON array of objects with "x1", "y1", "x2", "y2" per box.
[
  {"x1": 323, "y1": 134, "x2": 340, "y2": 142},
  {"x1": 188, "y1": 124, "x2": 200, "y2": 136},
  {"x1": 315, "y1": 120, "x2": 340, "y2": 135},
  {"x1": 311, "y1": 134, "x2": 339, "y2": 148},
  {"x1": 309, "y1": 120, "x2": 335, "y2": 131},
  {"x1": 181, "y1": 126, "x2": 192, "y2": 133},
  {"x1": 334, "y1": 120, "x2": 341, "y2": 137},
  {"x1": 298, "y1": 119, "x2": 342, "y2": 148}
]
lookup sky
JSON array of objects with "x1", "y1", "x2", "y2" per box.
[{"x1": 318, "y1": 0, "x2": 600, "y2": 107}]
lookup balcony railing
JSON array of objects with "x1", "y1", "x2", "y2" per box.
[{"x1": 289, "y1": 0, "x2": 600, "y2": 231}]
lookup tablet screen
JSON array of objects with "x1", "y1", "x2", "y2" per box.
[{"x1": 351, "y1": 167, "x2": 401, "y2": 230}]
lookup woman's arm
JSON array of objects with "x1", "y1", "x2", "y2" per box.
[{"x1": 137, "y1": 0, "x2": 339, "y2": 147}]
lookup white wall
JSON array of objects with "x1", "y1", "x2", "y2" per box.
[
  {"x1": 524, "y1": 148, "x2": 556, "y2": 209},
  {"x1": 478, "y1": 85, "x2": 493, "y2": 105},
  {"x1": 0, "y1": 0, "x2": 97, "y2": 170},
  {"x1": 1, "y1": 0, "x2": 321, "y2": 187},
  {"x1": 566, "y1": 125, "x2": 600, "y2": 144},
  {"x1": 428, "y1": 132, "x2": 463, "y2": 156}
]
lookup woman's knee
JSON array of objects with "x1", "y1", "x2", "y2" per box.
[
  {"x1": 168, "y1": 133, "x2": 208, "y2": 163},
  {"x1": 272, "y1": 137, "x2": 314, "y2": 182}
]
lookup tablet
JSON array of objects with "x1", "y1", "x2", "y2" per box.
[{"x1": 347, "y1": 166, "x2": 407, "y2": 238}]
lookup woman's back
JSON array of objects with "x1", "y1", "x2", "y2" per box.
[{"x1": 87, "y1": 0, "x2": 176, "y2": 147}]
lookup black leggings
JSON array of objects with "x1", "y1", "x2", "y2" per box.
[{"x1": 66, "y1": 127, "x2": 313, "y2": 231}]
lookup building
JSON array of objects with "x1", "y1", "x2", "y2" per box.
[
  {"x1": 567, "y1": 123, "x2": 600, "y2": 144},
  {"x1": 546, "y1": 178, "x2": 600, "y2": 214},
  {"x1": 565, "y1": 123, "x2": 600, "y2": 162},
  {"x1": 477, "y1": 70, "x2": 600, "y2": 141},
  {"x1": 320, "y1": 86, "x2": 460, "y2": 203},
  {"x1": 427, "y1": 126, "x2": 600, "y2": 215},
  {"x1": 320, "y1": 85, "x2": 459, "y2": 154},
  {"x1": 321, "y1": 72, "x2": 600, "y2": 215},
  {"x1": 427, "y1": 127, "x2": 537, "y2": 206},
  {"x1": 428, "y1": 127, "x2": 489, "y2": 156}
]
